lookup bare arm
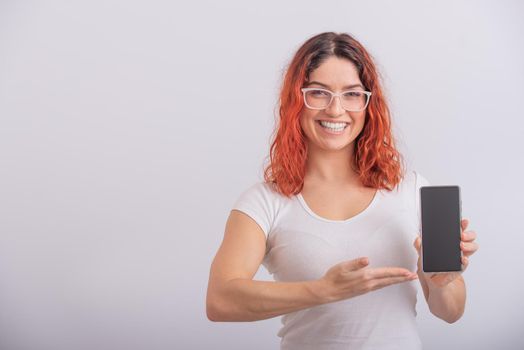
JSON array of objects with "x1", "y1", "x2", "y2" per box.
[
  {"x1": 206, "y1": 210, "x2": 327, "y2": 321},
  {"x1": 427, "y1": 276, "x2": 466, "y2": 323},
  {"x1": 208, "y1": 277, "x2": 327, "y2": 322},
  {"x1": 206, "y1": 210, "x2": 418, "y2": 322},
  {"x1": 415, "y1": 236, "x2": 467, "y2": 323}
]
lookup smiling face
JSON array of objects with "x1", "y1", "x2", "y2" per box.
[{"x1": 299, "y1": 56, "x2": 367, "y2": 155}]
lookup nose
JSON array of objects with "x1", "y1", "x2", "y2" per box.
[{"x1": 325, "y1": 95, "x2": 345, "y2": 117}]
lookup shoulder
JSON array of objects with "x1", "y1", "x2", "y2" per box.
[
  {"x1": 236, "y1": 181, "x2": 281, "y2": 202},
  {"x1": 232, "y1": 181, "x2": 284, "y2": 217},
  {"x1": 399, "y1": 169, "x2": 431, "y2": 188},
  {"x1": 412, "y1": 170, "x2": 431, "y2": 188},
  {"x1": 388, "y1": 169, "x2": 430, "y2": 203},
  {"x1": 231, "y1": 181, "x2": 282, "y2": 238}
]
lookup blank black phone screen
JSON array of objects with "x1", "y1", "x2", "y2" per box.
[{"x1": 420, "y1": 186, "x2": 462, "y2": 272}]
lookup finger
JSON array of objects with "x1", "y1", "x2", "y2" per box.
[
  {"x1": 413, "y1": 236, "x2": 421, "y2": 252},
  {"x1": 369, "y1": 275, "x2": 418, "y2": 291},
  {"x1": 461, "y1": 230, "x2": 477, "y2": 242},
  {"x1": 342, "y1": 257, "x2": 370, "y2": 272},
  {"x1": 461, "y1": 218, "x2": 469, "y2": 232},
  {"x1": 365, "y1": 267, "x2": 416, "y2": 279},
  {"x1": 460, "y1": 241, "x2": 479, "y2": 256},
  {"x1": 461, "y1": 256, "x2": 469, "y2": 271}
]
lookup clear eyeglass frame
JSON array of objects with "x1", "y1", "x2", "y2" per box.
[{"x1": 300, "y1": 87, "x2": 372, "y2": 112}]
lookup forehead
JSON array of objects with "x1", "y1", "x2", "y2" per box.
[{"x1": 308, "y1": 56, "x2": 362, "y2": 87}]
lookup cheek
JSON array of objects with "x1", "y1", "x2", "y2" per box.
[
  {"x1": 299, "y1": 111, "x2": 317, "y2": 130},
  {"x1": 301, "y1": 109, "x2": 317, "y2": 121},
  {"x1": 351, "y1": 113, "x2": 367, "y2": 132}
]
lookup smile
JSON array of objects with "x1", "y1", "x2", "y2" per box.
[{"x1": 317, "y1": 120, "x2": 349, "y2": 130}]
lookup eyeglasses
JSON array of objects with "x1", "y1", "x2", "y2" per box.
[{"x1": 301, "y1": 87, "x2": 372, "y2": 112}]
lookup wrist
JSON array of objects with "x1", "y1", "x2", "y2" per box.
[{"x1": 307, "y1": 279, "x2": 336, "y2": 305}]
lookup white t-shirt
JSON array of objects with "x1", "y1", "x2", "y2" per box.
[{"x1": 231, "y1": 169, "x2": 431, "y2": 350}]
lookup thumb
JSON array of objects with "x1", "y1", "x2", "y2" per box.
[
  {"x1": 344, "y1": 257, "x2": 369, "y2": 271},
  {"x1": 413, "y1": 236, "x2": 421, "y2": 253}
]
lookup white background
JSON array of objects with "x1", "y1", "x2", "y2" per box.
[{"x1": 1, "y1": 0, "x2": 523, "y2": 349}]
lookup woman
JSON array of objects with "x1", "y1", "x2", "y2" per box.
[{"x1": 206, "y1": 32, "x2": 478, "y2": 349}]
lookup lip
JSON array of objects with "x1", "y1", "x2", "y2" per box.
[
  {"x1": 316, "y1": 120, "x2": 349, "y2": 135},
  {"x1": 316, "y1": 119, "x2": 351, "y2": 124}
]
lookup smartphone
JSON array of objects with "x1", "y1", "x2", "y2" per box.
[{"x1": 420, "y1": 186, "x2": 462, "y2": 273}]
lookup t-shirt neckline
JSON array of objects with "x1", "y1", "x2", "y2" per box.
[{"x1": 296, "y1": 189, "x2": 382, "y2": 223}]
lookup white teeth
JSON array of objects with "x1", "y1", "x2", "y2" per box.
[
  {"x1": 318, "y1": 120, "x2": 348, "y2": 131},
  {"x1": 319, "y1": 120, "x2": 348, "y2": 128}
]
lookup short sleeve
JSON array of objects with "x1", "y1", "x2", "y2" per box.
[
  {"x1": 231, "y1": 182, "x2": 277, "y2": 239},
  {"x1": 414, "y1": 171, "x2": 431, "y2": 233}
]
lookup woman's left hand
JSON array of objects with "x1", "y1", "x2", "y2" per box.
[{"x1": 413, "y1": 218, "x2": 479, "y2": 288}]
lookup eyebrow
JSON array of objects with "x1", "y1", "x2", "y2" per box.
[{"x1": 305, "y1": 81, "x2": 365, "y2": 90}]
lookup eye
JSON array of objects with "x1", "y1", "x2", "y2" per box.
[
  {"x1": 343, "y1": 91, "x2": 363, "y2": 98},
  {"x1": 309, "y1": 89, "x2": 330, "y2": 97}
]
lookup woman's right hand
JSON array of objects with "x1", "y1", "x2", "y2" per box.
[{"x1": 316, "y1": 257, "x2": 418, "y2": 303}]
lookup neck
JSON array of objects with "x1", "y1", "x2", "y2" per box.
[{"x1": 304, "y1": 142, "x2": 359, "y2": 185}]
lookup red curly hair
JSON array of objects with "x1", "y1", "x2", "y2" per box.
[{"x1": 263, "y1": 32, "x2": 405, "y2": 198}]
